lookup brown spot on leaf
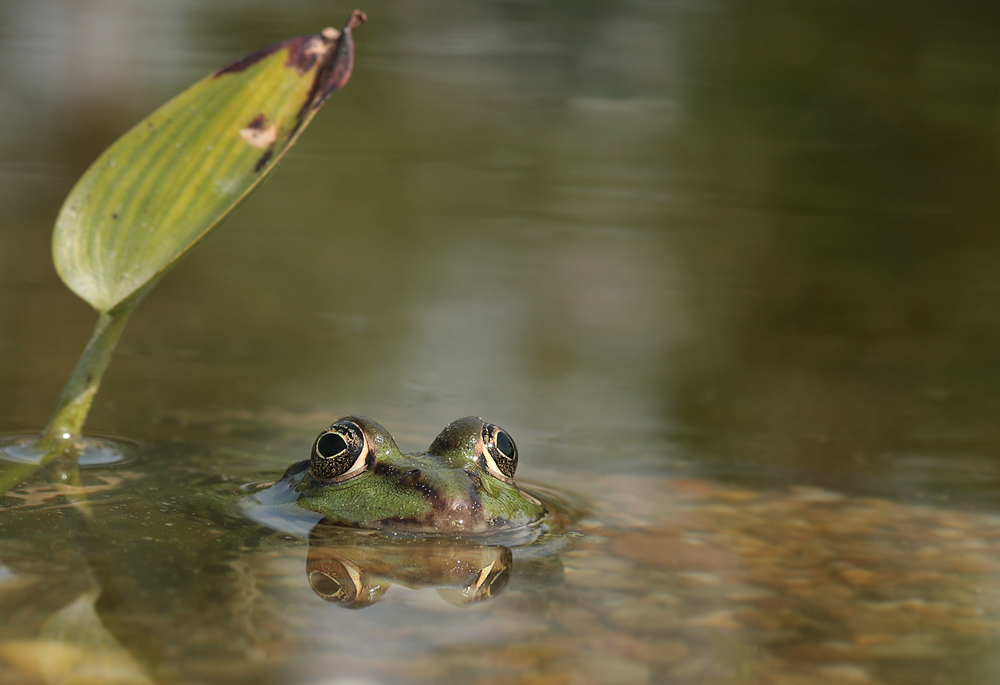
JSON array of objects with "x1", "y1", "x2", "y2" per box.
[
  {"x1": 240, "y1": 115, "x2": 277, "y2": 149},
  {"x1": 213, "y1": 42, "x2": 283, "y2": 77},
  {"x1": 286, "y1": 35, "x2": 331, "y2": 74},
  {"x1": 254, "y1": 150, "x2": 273, "y2": 173},
  {"x1": 245, "y1": 114, "x2": 267, "y2": 130}
]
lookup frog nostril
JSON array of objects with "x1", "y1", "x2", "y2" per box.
[{"x1": 398, "y1": 468, "x2": 422, "y2": 486}]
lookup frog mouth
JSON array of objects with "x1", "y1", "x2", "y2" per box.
[
  {"x1": 403, "y1": 472, "x2": 490, "y2": 532},
  {"x1": 363, "y1": 474, "x2": 503, "y2": 535},
  {"x1": 371, "y1": 514, "x2": 510, "y2": 536}
]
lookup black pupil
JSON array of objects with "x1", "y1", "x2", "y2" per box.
[
  {"x1": 310, "y1": 572, "x2": 344, "y2": 597},
  {"x1": 317, "y1": 432, "x2": 348, "y2": 458},
  {"x1": 496, "y1": 430, "x2": 514, "y2": 458}
]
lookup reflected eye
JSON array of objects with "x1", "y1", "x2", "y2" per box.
[
  {"x1": 306, "y1": 556, "x2": 388, "y2": 608},
  {"x1": 310, "y1": 420, "x2": 369, "y2": 481},
  {"x1": 480, "y1": 423, "x2": 518, "y2": 482}
]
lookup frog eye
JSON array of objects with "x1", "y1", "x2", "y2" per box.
[
  {"x1": 480, "y1": 423, "x2": 518, "y2": 483},
  {"x1": 311, "y1": 420, "x2": 370, "y2": 481}
]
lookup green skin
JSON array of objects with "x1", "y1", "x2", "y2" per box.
[{"x1": 271, "y1": 416, "x2": 546, "y2": 535}]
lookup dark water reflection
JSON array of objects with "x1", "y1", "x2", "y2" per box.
[
  {"x1": 667, "y1": 0, "x2": 1000, "y2": 492},
  {"x1": 3, "y1": 0, "x2": 1000, "y2": 682}
]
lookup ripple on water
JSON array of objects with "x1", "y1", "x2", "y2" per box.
[
  {"x1": 0, "y1": 434, "x2": 138, "y2": 467},
  {"x1": 238, "y1": 477, "x2": 587, "y2": 549}
]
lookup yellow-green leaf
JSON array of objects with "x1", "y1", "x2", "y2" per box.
[{"x1": 53, "y1": 10, "x2": 366, "y2": 313}]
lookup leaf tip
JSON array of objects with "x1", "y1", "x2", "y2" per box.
[
  {"x1": 347, "y1": 10, "x2": 367, "y2": 31},
  {"x1": 306, "y1": 9, "x2": 366, "y2": 112}
]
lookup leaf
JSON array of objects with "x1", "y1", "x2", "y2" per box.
[{"x1": 52, "y1": 10, "x2": 366, "y2": 313}]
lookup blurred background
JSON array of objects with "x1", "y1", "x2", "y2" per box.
[{"x1": 3, "y1": 0, "x2": 1000, "y2": 500}]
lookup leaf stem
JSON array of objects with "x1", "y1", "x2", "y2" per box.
[{"x1": 37, "y1": 303, "x2": 136, "y2": 458}]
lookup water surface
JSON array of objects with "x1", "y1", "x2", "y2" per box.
[{"x1": 2, "y1": 0, "x2": 1000, "y2": 683}]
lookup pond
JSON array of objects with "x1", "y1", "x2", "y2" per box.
[{"x1": 3, "y1": 0, "x2": 1000, "y2": 683}]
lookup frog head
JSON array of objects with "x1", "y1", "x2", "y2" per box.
[{"x1": 290, "y1": 416, "x2": 546, "y2": 535}]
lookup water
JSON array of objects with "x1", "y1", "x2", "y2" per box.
[{"x1": 3, "y1": 0, "x2": 1000, "y2": 682}]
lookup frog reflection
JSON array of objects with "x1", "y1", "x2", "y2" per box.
[
  {"x1": 257, "y1": 416, "x2": 548, "y2": 538},
  {"x1": 305, "y1": 522, "x2": 513, "y2": 608}
]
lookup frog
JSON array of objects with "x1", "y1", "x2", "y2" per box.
[{"x1": 253, "y1": 416, "x2": 548, "y2": 537}]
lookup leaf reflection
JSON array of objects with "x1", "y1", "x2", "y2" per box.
[{"x1": 0, "y1": 592, "x2": 152, "y2": 685}]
